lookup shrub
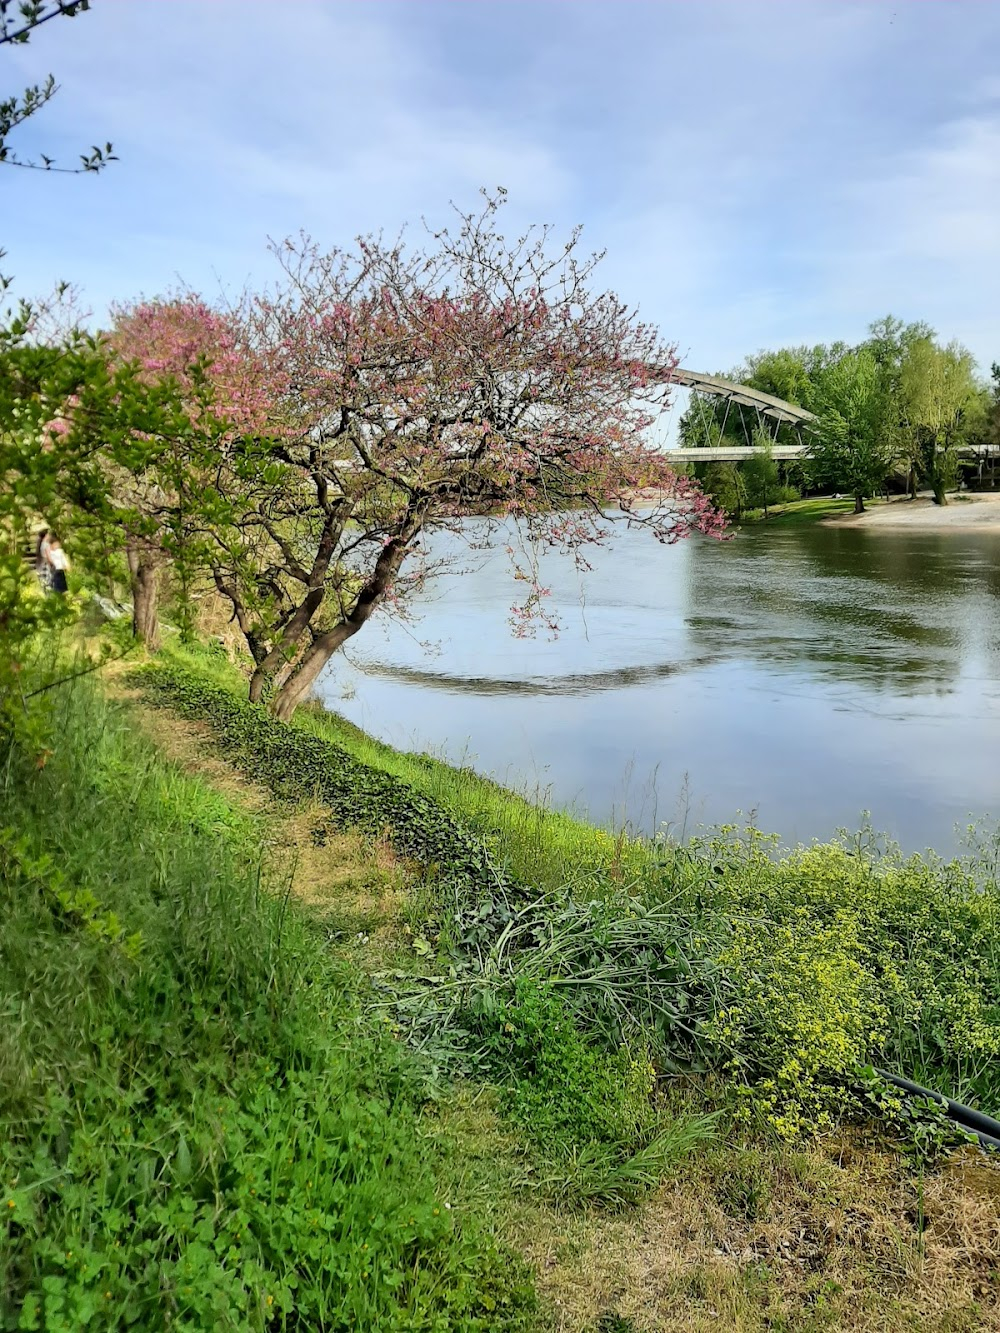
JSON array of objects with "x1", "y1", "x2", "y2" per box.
[{"x1": 487, "y1": 978, "x2": 658, "y2": 1147}]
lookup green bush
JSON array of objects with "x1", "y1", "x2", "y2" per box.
[
  {"x1": 487, "y1": 978, "x2": 658, "y2": 1148},
  {"x1": 663, "y1": 825, "x2": 1000, "y2": 1131}
]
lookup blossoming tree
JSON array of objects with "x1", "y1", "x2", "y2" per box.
[
  {"x1": 208, "y1": 194, "x2": 724, "y2": 720},
  {"x1": 104, "y1": 297, "x2": 270, "y2": 648}
]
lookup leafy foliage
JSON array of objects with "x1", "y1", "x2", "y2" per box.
[
  {"x1": 899, "y1": 336, "x2": 980, "y2": 504},
  {"x1": 0, "y1": 312, "x2": 106, "y2": 739},
  {"x1": 681, "y1": 314, "x2": 995, "y2": 512},
  {"x1": 807, "y1": 346, "x2": 897, "y2": 511},
  {"x1": 666, "y1": 825, "x2": 1000, "y2": 1130},
  {"x1": 0, "y1": 1, "x2": 115, "y2": 178}
]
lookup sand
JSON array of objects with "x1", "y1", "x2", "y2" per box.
[{"x1": 821, "y1": 493, "x2": 1000, "y2": 532}]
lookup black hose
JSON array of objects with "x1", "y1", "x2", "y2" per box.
[{"x1": 875, "y1": 1067, "x2": 1000, "y2": 1151}]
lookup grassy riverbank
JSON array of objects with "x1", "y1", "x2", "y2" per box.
[
  {"x1": 740, "y1": 496, "x2": 880, "y2": 525},
  {"x1": 5, "y1": 640, "x2": 1000, "y2": 1329},
  {"x1": 0, "y1": 668, "x2": 534, "y2": 1331}
]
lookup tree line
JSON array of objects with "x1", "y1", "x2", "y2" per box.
[{"x1": 681, "y1": 317, "x2": 1000, "y2": 515}]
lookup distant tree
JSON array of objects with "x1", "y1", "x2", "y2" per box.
[
  {"x1": 210, "y1": 195, "x2": 725, "y2": 720},
  {"x1": 862, "y1": 315, "x2": 934, "y2": 497},
  {"x1": 742, "y1": 347, "x2": 814, "y2": 410},
  {"x1": 899, "y1": 338, "x2": 979, "y2": 505},
  {"x1": 697, "y1": 460, "x2": 746, "y2": 520},
  {"x1": 742, "y1": 434, "x2": 785, "y2": 517},
  {"x1": 810, "y1": 347, "x2": 895, "y2": 513}
]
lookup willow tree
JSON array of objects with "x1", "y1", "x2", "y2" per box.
[
  {"x1": 212, "y1": 194, "x2": 724, "y2": 721},
  {"x1": 900, "y1": 337, "x2": 979, "y2": 505},
  {"x1": 810, "y1": 347, "x2": 898, "y2": 513}
]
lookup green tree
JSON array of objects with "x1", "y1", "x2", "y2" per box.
[
  {"x1": 742, "y1": 433, "x2": 784, "y2": 517},
  {"x1": 0, "y1": 313, "x2": 109, "y2": 732},
  {"x1": 899, "y1": 337, "x2": 979, "y2": 505},
  {"x1": 698, "y1": 460, "x2": 746, "y2": 519},
  {"x1": 742, "y1": 347, "x2": 814, "y2": 410},
  {"x1": 810, "y1": 347, "x2": 895, "y2": 513},
  {"x1": 862, "y1": 315, "x2": 933, "y2": 497}
]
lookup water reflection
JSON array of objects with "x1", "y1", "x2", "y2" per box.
[
  {"x1": 319, "y1": 518, "x2": 1000, "y2": 853},
  {"x1": 361, "y1": 655, "x2": 718, "y2": 697},
  {"x1": 681, "y1": 526, "x2": 997, "y2": 695}
]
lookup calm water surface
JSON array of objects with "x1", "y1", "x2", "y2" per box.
[{"x1": 316, "y1": 519, "x2": 1000, "y2": 855}]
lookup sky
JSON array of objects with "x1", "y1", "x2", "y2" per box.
[{"x1": 5, "y1": 0, "x2": 1000, "y2": 407}]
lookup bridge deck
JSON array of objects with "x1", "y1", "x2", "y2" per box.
[
  {"x1": 668, "y1": 444, "x2": 1000, "y2": 464},
  {"x1": 668, "y1": 445, "x2": 806, "y2": 462}
]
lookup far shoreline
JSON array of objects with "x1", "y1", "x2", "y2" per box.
[
  {"x1": 618, "y1": 488, "x2": 1000, "y2": 532},
  {"x1": 819, "y1": 492, "x2": 1000, "y2": 532}
]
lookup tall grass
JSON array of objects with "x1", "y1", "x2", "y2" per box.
[{"x1": 0, "y1": 674, "x2": 535, "y2": 1331}]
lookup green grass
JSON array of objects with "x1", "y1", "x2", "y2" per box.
[
  {"x1": 0, "y1": 672, "x2": 536, "y2": 1331},
  {"x1": 163, "y1": 639, "x2": 648, "y2": 895},
  {"x1": 740, "y1": 495, "x2": 888, "y2": 525},
  {"x1": 9, "y1": 638, "x2": 1000, "y2": 1330},
  {"x1": 134, "y1": 651, "x2": 1000, "y2": 1144}
]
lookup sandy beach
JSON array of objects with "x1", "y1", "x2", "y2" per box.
[{"x1": 821, "y1": 493, "x2": 1000, "y2": 532}]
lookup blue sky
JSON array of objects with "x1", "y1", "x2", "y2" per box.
[{"x1": 5, "y1": 0, "x2": 1000, "y2": 395}]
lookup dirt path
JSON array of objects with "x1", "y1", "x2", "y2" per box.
[{"x1": 104, "y1": 670, "x2": 409, "y2": 943}]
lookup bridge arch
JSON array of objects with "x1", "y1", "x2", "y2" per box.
[{"x1": 660, "y1": 366, "x2": 815, "y2": 463}]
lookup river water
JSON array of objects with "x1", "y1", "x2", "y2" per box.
[{"x1": 316, "y1": 518, "x2": 1000, "y2": 855}]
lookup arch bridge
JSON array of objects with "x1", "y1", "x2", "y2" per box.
[
  {"x1": 660, "y1": 368, "x2": 998, "y2": 465},
  {"x1": 661, "y1": 367, "x2": 814, "y2": 462}
]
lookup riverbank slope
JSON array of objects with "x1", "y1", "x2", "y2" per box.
[{"x1": 5, "y1": 642, "x2": 1000, "y2": 1331}]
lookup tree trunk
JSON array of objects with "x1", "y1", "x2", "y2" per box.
[
  {"x1": 269, "y1": 511, "x2": 425, "y2": 722},
  {"x1": 854, "y1": 493, "x2": 865, "y2": 514},
  {"x1": 248, "y1": 668, "x2": 268, "y2": 703},
  {"x1": 127, "y1": 546, "x2": 161, "y2": 652},
  {"x1": 932, "y1": 480, "x2": 947, "y2": 506},
  {"x1": 272, "y1": 625, "x2": 355, "y2": 722},
  {"x1": 248, "y1": 651, "x2": 301, "y2": 705}
]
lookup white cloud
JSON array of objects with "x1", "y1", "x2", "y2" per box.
[
  {"x1": 3, "y1": 0, "x2": 1000, "y2": 378},
  {"x1": 805, "y1": 110, "x2": 1000, "y2": 365}
]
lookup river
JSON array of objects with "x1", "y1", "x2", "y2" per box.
[{"x1": 316, "y1": 518, "x2": 1000, "y2": 856}]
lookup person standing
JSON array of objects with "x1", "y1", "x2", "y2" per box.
[
  {"x1": 47, "y1": 537, "x2": 70, "y2": 594},
  {"x1": 35, "y1": 530, "x2": 53, "y2": 592}
]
